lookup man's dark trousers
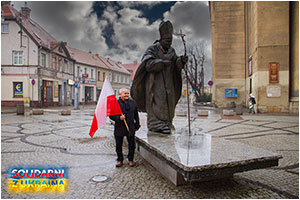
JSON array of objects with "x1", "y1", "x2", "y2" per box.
[{"x1": 115, "y1": 135, "x2": 135, "y2": 162}]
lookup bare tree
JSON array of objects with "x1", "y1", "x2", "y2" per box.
[{"x1": 184, "y1": 40, "x2": 207, "y2": 102}]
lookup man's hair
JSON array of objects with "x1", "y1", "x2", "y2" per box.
[{"x1": 119, "y1": 88, "x2": 129, "y2": 95}]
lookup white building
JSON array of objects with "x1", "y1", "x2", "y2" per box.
[
  {"x1": 97, "y1": 56, "x2": 131, "y2": 96},
  {"x1": 1, "y1": 3, "x2": 75, "y2": 106},
  {"x1": 67, "y1": 47, "x2": 107, "y2": 104}
]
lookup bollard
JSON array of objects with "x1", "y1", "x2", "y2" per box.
[
  {"x1": 223, "y1": 110, "x2": 235, "y2": 116},
  {"x1": 17, "y1": 104, "x2": 24, "y2": 115},
  {"x1": 197, "y1": 110, "x2": 209, "y2": 116}
]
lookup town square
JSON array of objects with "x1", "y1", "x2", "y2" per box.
[{"x1": 1, "y1": 1, "x2": 299, "y2": 199}]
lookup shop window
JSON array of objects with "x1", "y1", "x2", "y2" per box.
[
  {"x1": 13, "y1": 82, "x2": 23, "y2": 97},
  {"x1": 12, "y1": 51, "x2": 23, "y2": 65},
  {"x1": 1, "y1": 23, "x2": 8, "y2": 33}
]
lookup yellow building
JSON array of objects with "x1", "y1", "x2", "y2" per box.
[{"x1": 210, "y1": 1, "x2": 298, "y2": 113}]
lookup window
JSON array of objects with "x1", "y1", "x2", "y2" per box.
[
  {"x1": 58, "y1": 59, "x2": 62, "y2": 71},
  {"x1": 13, "y1": 82, "x2": 23, "y2": 97},
  {"x1": 12, "y1": 51, "x2": 23, "y2": 65},
  {"x1": 84, "y1": 68, "x2": 87, "y2": 74},
  {"x1": 98, "y1": 71, "x2": 100, "y2": 81},
  {"x1": 91, "y1": 69, "x2": 94, "y2": 78},
  {"x1": 69, "y1": 62, "x2": 73, "y2": 74},
  {"x1": 52, "y1": 56, "x2": 57, "y2": 69},
  {"x1": 41, "y1": 53, "x2": 46, "y2": 67},
  {"x1": 1, "y1": 24, "x2": 8, "y2": 33},
  {"x1": 103, "y1": 72, "x2": 105, "y2": 81},
  {"x1": 77, "y1": 66, "x2": 80, "y2": 77},
  {"x1": 64, "y1": 60, "x2": 68, "y2": 72}
]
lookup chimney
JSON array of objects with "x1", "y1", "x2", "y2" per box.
[
  {"x1": 134, "y1": 60, "x2": 138, "y2": 65},
  {"x1": 89, "y1": 51, "x2": 92, "y2": 54},
  {"x1": 96, "y1": 53, "x2": 99, "y2": 57},
  {"x1": 21, "y1": 3, "x2": 31, "y2": 18}
]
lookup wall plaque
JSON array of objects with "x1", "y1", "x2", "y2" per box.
[{"x1": 267, "y1": 85, "x2": 281, "y2": 97}]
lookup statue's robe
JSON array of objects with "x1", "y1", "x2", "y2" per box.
[{"x1": 131, "y1": 42, "x2": 183, "y2": 131}]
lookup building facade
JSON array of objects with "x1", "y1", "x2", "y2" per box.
[
  {"x1": 1, "y1": 3, "x2": 75, "y2": 107},
  {"x1": 2, "y1": 3, "x2": 132, "y2": 107},
  {"x1": 96, "y1": 56, "x2": 131, "y2": 96},
  {"x1": 210, "y1": 1, "x2": 299, "y2": 113}
]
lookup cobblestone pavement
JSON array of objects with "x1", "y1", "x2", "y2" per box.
[{"x1": 1, "y1": 105, "x2": 299, "y2": 198}]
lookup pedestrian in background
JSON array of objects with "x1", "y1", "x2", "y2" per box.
[
  {"x1": 109, "y1": 88, "x2": 140, "y2": 167},
  {"x1": 248, "y1": 94, "x2": 256, "y2": 114}
]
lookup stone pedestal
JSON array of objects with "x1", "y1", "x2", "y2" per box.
[{"x1": 135, "y1": 128, "x2": 282, "y2": 186}]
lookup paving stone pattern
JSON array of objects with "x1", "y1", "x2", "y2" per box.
[{"x1": 1, "y1": 105, "x2": 299, "y2": 198}]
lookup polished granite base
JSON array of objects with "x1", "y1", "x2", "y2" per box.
[{"x1": 135, "y1": 128, "x2": 282, "y2": 186}]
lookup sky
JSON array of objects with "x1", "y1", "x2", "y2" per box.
[{"x1": 12, "y1": 1, "x2": 212, "y2": 82}]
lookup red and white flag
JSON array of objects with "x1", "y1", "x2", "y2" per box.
[{"x1": 89, "y1": 77, "x2": 122, "y2": 138}]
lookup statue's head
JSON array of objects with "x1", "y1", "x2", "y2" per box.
[{"x1": 159, "y1": 21, "x2": 173, "y2": 51}]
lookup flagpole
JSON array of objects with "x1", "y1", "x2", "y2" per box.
[{"x1": 122, "y1": 114, "x2": 130, "y2": 132}]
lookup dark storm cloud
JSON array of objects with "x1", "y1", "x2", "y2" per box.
[
  {"x1": 12, "y1": 1, "x2": 211, "y2": 73},
  {"x1": 164, "y1": 1, "x2": 211, "y2": 41},
  {"x1": 13, "y1": 1, "x2": 108, "y2": 53}
]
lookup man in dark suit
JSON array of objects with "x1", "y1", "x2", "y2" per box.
[{"x1": 109, "y1": 88, "x2": 140, "y2": 167}]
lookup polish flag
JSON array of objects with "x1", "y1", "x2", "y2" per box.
[{"x1": 89, "y1": 77, "x2": 122, "y2": 138}]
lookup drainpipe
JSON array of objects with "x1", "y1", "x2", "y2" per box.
[
  {"x1": 37, "y1": 45, "x2": 42, "y2": 107},
  {"x1": 244, "y1": 2, "x2": 247, "y2": 107}
]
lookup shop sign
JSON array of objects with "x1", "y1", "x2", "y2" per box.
[
  {"x1": 54, "y1": 81, "x2": 59, "y2": 98},
  {"x1": 224, "y1": 88, "x2": 238, "y2": 98},
  {"x1": 14, "y1": 82, "x2": 23, "y2": 97},
  {"x1": 68, "y1": 80, "x2": 75, "y2": 85},
  {"x1": 82, "y1": 74, "x2": 89, "y2": 78},
  {"x1": 90, "y1": 80, "x2": 96, "y2": 84}
]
